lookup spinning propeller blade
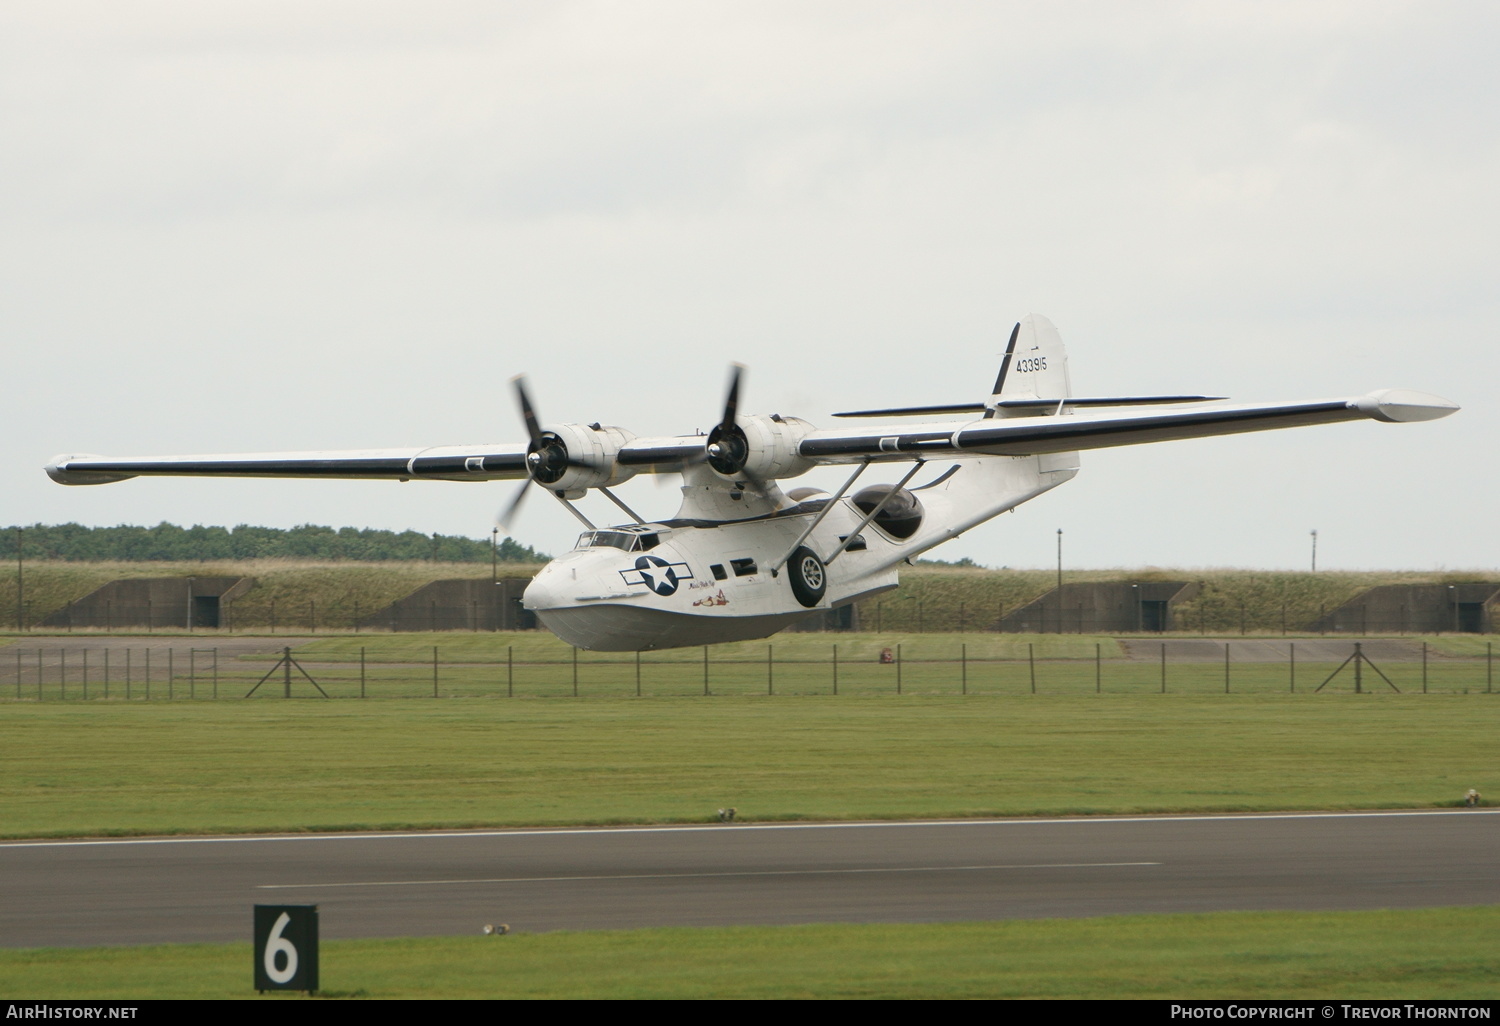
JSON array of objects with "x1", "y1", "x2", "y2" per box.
[
  {"x1": 496, "y1": 479, "x2": 532, "y2": 535},
  {"x1": 513, "y1": 375, "x2": 543, "y2": 448}
]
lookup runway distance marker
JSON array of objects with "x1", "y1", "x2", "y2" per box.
[
  {"x1": 254, "y1": 861, "x2": 1164, "y2": 890},
  {"x1": 253, "y1": 904, "x2": 318, "y2": 994}
]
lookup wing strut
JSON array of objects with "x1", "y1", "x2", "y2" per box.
[
  {"x1": 598, "y1": 486, "x2": 647, "y2": 526},
  {"x1": 549, "y1": 491, "x2": 597, "y2": 530},
  {"x1": 769, "y1": 458, "x2": 872, "y2": 576},
  {"x1": 823, "y1": 460, "x2": 926, "y2": 566}
]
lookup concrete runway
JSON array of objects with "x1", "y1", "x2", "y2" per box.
[{"x1": 1, "y1": 811, "x2": 1495, "y2": 947}]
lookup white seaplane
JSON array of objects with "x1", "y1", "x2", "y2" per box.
[{"x1": 47, "y1": 315, "x2": 1457, "y2": 650}]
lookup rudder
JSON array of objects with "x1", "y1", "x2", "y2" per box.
[{"x1": 988, "y1": 313, "x2": 1072, "y2": 407}]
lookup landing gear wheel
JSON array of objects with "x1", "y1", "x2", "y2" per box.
[{"x1": 788, "y1": 547, "x2": 826, "y2": 608}]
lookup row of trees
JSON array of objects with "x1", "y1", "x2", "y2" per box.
[{"x1": 1, "y1": 523, "x2": 549, "y2": 564}]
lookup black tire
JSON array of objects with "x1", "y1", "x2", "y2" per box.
[{"x1": 788, "y1": 546, "x2": 826, "y2": 608}]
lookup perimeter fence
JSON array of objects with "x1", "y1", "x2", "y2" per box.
[{"x1": 1, "y1": 640, "x2": 1494, "y2": 700}]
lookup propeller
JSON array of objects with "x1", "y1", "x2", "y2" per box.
[
  {"x1": 496, "y1": 375, "x2": 593, "y2": 534},
  {"x1": 515, "y1": 376, "x2": 573, "y2": 486},
  {"x1": 705, "y1": 364, "x2": 748, "y2": 476}
]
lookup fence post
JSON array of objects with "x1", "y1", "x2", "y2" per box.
[
  {"x1": 767, "y1": 645, "x2": 773, "y2": 696},
  {"x1": 37, "y1": 649, "x2": 42, "y2": 701},
  {"x1": 60, "y1": 649, "x2": 65, "y2": 701},
  {"x1": 702, "y1": 646, "x2": 709, "y2": 696},
  {"x1": 1422, "y1": 641, "x2": 1428, "y2": 694},
  {"x1": 360, "y1": 646, "x2": 366, "y2": 699},
  {"x1": 189, "y1": 648, "x2": 195, "y2": 699},
  {"x1": 1028, "y1": 643, "x2": 1036, "y2": 694},
  {"x1": 1488, "y1": 641, "x2": 1492, "y2": 694},
  {"x1": 832, "y1": 644, "x2": 838, "y2": 696},
  {"x1": 961, "y1": 643, "x2": 967, "y2": 695},
  {"x1": 15, "y1": 648, "x2": 20, "y2": 699},
  {"x1": 126, "y1": 648, "x2": 131, "y2": 700},
  {"x1": 1160, "y1": 642, "x2": 1166, "y2": 694},
  {"x1": 1096, "y1": 643, "x2": 1102, "y2": 693},
  {"x1": 145, "y1": 648, "x2": 150, "y2": 700},
  {"x1": 83, "y1": 649, "x2": 88, "y2": 700},
  {"x1": 104, "y1": 649, "x2": 110, "y2": 699},
  {"x1": 433, "y1": 645, "x2": 439, "y2": 698},
  {"x1": 896, "y1": 643, "x2": 902, "y2": 694},
  {"x1": 573, "y1": 646, "x2": 579, "y2": 698},
  {"x1": 213, "y1": 647, "x2": 218, "y2": 699},
  {"x1": 1224, "y1": 643, "x2": 1230, "y2": 693},
  {"x1": 1290, "y1": 642, "x2": 1295, "y2": 693},
  {"x1": 508, "y1": 646, "x2": 514, "y2": 698},
  {"x1": 168, "y1": 648, "x2": 173, "y2": 701}
]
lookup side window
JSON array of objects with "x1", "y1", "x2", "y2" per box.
[
  {"x1": 730, "y1": 558, "x2": 758, "y2": 577},
  {"x1": 639, "y1": 534, "x2": 660, "y2": 551},
  {"x1": 711, "y1": 564, "x2": 727, "y2": 581}
]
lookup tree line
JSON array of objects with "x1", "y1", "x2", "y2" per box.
[{"x1": 1, "y1": 523, "x2": 549, "y2": 564}]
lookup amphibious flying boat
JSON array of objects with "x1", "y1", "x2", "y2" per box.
[{"x1": 47, "y1": 315, "x2": 1458, "y2": 650}]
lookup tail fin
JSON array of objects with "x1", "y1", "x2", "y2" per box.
[{"x1": 987, "y1": 313, "x2": 1072, "y2": 414}]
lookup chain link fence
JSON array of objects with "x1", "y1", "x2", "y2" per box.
[{"x1": 3, "y1": 639, "x2": 1494, "y2": 699}]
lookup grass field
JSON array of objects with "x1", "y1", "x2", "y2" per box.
[
  {"x1": 2, "y1": 693, "x2": 1493, "y2": 837},
  {"x1": 4, "y1": 654, "x2": 1497, "y2": 1002},
  {"x1": 2, "y1": 907, "x2": 1496, "y2": 999}
]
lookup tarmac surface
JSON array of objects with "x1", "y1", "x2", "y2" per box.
[{"x1": 2, "y1": 811, "x2": 1495, "y2": 947}]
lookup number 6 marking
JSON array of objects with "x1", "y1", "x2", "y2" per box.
[{"x1": 264, "y1": 911, "x2": 298, "y2": 984}]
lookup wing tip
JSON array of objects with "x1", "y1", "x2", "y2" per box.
[
  {"x1": 1354, "y1": 390, "x2": 1461, "y2": 424},
  {"x1": 45, "y1": 455, "x2": 136, "y2": 486}
]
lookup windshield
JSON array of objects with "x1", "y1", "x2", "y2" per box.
[{"x1": 574, "y1": 531, "x2": 639, "y2": 551}]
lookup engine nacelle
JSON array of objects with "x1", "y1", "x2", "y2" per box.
[
  {"x1": 530, "y1": 423, "x2": 637, "y2": 494},
  {"x1": 706, "y1": 414, "x2": 815, "y2": 483}
]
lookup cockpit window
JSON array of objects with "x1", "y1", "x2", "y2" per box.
[{"x1": 574, "y1": 531, "x2": 639, "y2": 551}]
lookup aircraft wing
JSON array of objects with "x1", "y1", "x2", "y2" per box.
[
  {"x1": 45, "y1": 444, "x2": 532, "y2": 485},
  {"x1": 798, "y1": 389, "x2": 1459, "y2": 463}
]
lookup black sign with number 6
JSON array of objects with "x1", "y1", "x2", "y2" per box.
[{"x1": 254, "y1": 904, "x2": 319, "y2": 993}]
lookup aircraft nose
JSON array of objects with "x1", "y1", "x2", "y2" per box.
[{"x1": 522, "y1": 566, "x2": 569, "y2": 611}]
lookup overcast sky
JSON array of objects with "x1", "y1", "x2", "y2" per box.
[{"x1": 2, "y1": 1, "x2": 1494, "y2": 570}]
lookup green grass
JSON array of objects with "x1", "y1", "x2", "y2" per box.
[
  {"x1": 1, "y1": 695, "x2": 1494, "y2": 838},
  {"x1": 2, "y1": 907, "x2": 1496, "y2": 998}
]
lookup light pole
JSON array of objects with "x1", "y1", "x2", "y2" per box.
[
  {"x1": 14, "y1": 526, "x2": 22, "y2": 632},
  {"x1": 491, "y1": 527, "x2": 498, "y2": 585},
  {"x1": 1056, "y1": 529, "x2": 1063, "y2": 592},
  {"x1": 1310, "y1": 529, "x2": 1318, "y2": 573}
]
